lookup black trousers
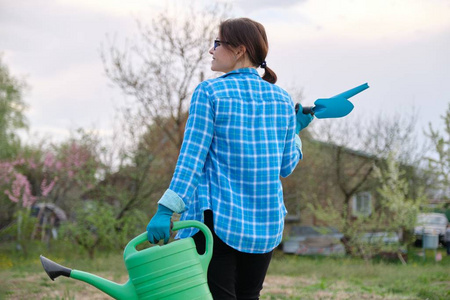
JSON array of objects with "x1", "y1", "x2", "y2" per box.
[{"x1": 193, "y1": 210, "x2": 273, "y2": 300}]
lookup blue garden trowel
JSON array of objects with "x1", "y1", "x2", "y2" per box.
[{"x1": 296, "y1": 83, "x2": 369, "y2": 118}]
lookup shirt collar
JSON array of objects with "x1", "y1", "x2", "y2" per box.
[{"x1": 219, "y1": 68, "x2": 260, "y2": 79}]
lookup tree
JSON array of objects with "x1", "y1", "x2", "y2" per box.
[
  {"x1": 0, "y1": 130, "x2": 100, "y2": 238},
  {"x1": 425, "y1": 103, "x2": 450, "y2": 202},
  {"x1": 82, "y1": 126, "x2": 171, "y2": 222},
  {"x1": 0, "y1": 55, "x2": 28, "y2": 159},
  {"x1": 0, "y1": 128, "x2": 151, "y2": 254},
  {"x1": 0, "y1": 151, "x2": 57, "y2": 254},
  {"x1": 101, "y1": 1, "x2": 229, "y2": 150},
  {"x1": 99, "y1": 1, "x2": 230, "y2": 217},
  {"x1": 306, "y1": 152, "x2": 425, "y2": 261},
  {"x1": 293, "y1": 111, "x2": 428, "y2": 256},
  {"x1": 374, "y1": 153, "x2": 425, "y2": 244},
  {"x1": 44, "y1": 132, "x2": 100, "y2": 212}
]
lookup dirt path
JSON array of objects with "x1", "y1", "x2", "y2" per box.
[
  {"x1": 262, "y1": 275, "x2": 412, "y2": 300},
  {"x1": 2, "y1": 273, "x2": 412, "y2": 299}
]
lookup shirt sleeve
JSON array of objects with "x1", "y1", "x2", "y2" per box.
[
  {"x1": 166, "y1": 83, "x2": 214, "y2": 209},
  {"x1": 280, "y1": 102, "x2": 301, "y2": 178}
]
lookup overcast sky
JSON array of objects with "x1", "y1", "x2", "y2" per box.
[{"x1": 1, "y1": 0, "x2": 449, "y2": 147}]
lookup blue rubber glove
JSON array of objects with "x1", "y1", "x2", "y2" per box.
[
  {"x1": 296, "y1": 103, "x2": 314, "y2": 134},
  {"x1": 146, "y1": 204, "x2": 173, "y2": 244}
]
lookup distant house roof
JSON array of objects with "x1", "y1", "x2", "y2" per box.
[{"x1": 310, "y1": 138, "x2": 376, "y2": 160}]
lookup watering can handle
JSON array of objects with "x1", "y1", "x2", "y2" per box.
[
  {"x1": 173, "y1": 221, "x2": 213, "y2": 274},
  {"x1": 124, "y1": 220, "x2": 213, "y2": 273}
]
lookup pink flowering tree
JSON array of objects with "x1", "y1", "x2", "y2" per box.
[
  {"x1": 40, "y1": 140, "x2": 99, "y2": 211},
  {"x1": 1, "y1": 159, "x2": 56, "y2": 209},
  {"x1": 0, "y1": 157, "x2": 57, "y2": 254},
  {"x1": 0, "y1": 137, "x2": 99, "y2": 248},
  {"x1": 1, "y1": 128, "x2": 154, "y2": 256}
]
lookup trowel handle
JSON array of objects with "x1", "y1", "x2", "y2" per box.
[
  {"x1": 295, "y1": 103, "x2": 314, "y2": 115},
  {"x1": 333, "y1": 82, "x2": 369, "y2": 99}
]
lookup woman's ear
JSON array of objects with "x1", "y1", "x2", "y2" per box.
[{"x1": 235, "y1": 45, "x2": 247, "y2": 60}]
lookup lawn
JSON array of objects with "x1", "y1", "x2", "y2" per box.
[
  {"x1": 0, "y1": 241, "x2": 449, "y2": 299},
  {"x1": 263, "y1": 250, "x2": 450, "y2": 299}
]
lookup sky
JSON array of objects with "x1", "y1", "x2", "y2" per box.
[{"x1": 1, "y1": 0, "x2": 449, "y2": 147}]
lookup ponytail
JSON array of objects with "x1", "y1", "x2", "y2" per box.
[{"x1": 262, "y1": 65, "x2": 277, "y2": 84}]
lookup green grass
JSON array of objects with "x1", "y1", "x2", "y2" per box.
[
  {"x1": 264, "y1": 249, "x2": 450, "y2": 299},
  {"x1": 1, "y1": 241, "x2": 449, "y2": 299}
]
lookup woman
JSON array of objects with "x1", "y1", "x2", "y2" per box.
[{"x1": 147, "y1": 18, "x2": 313, "y2": 299}]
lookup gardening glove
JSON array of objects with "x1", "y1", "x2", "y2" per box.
[
  {"x1": 295, "y1": 103, "x2": 314, "y2": 134},
  {"x1": 146, "y1": 204, "x2": 173, "y2": 244}
]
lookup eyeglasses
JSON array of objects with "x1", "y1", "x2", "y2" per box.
[{"x1": 213, "y1": 39, "x2": 230, "y2": 50}]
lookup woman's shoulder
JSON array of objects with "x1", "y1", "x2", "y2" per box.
[
  {"x1": 192, "y1": 79, "x2": 214, "y2": 94},
  {"x1": 259, "y1": 80, "x2": 293, "y2": 102},
  {"x1": 267, "y1": 82, "x2": 290, "y2": 95},
  {"x1": 196, "y1": 73, "x2": 292, "y2": 101},
  {"x1": 195, "y1": 76, "x2": 237, "y2": 93}
]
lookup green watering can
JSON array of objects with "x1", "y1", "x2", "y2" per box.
[{"x1": 40, "y1": 220, "x2": 213, "y2": 299}]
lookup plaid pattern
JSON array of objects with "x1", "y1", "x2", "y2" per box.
[{"x1": 170, "y1": 68, "x2": 301, "y2": 253}]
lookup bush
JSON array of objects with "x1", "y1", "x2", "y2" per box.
[{"x1": 61, "y1": 201, "x2": 147, "y2": 258}]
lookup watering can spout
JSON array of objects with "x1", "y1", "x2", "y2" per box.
[
  {"x1": 40, "y1": 255, "x2": 136, "y2": 299},
  {"x1": 40, "y1": 255, "x2": 71, "y2": 281}
]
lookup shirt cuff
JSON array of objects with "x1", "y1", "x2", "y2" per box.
[
  {"x1": 158, "y1": 189, "x2": 186, "y2": 214},
  {"x1": 295, "y1": 135, "x2": 304, "y2": 160}
]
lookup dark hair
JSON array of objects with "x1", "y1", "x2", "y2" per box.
[{"x1": 219, "y1": 18, "x2": 277, "y2": 84}]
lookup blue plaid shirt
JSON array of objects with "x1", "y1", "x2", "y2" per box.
[{"x1": 166, "y1": 68, "x2": 301, "y2": 253}]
